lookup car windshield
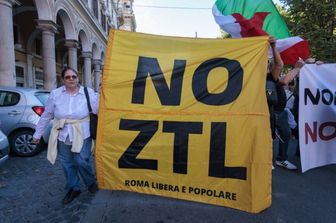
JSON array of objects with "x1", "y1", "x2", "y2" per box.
[{"x1": 34, "y1": 92, "x2": 50, "y2": 106}]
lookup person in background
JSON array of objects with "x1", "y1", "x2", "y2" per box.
[
  {"x1": 32, "y1": 67, "x2": 99, "y2": 205},
  {"x1": 267, "y1": 36, "x2": 284, "y2": 140},
  {"x1": 285, "y1": 81, "x2": 295, "y2": 111},
  {"x1": 273, "y1": 58, "x2": 305, "y2": 170},
  {"x1": 266, "y1": 36, "x2": 283, "y2": 170},
  {"x1": 266, "y1": 38, "x2": 306, "y2": 170},
  {"x1": 285, "y1": 81, "x2": 298, "y2": 139}
]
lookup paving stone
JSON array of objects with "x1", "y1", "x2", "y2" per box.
[{"x1": 0, "y1": 150, "x2": 94, "y2": 222}]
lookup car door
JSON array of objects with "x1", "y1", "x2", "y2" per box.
[{"x1": 0, "y1": 90, "x2": 25, "y2": 135}]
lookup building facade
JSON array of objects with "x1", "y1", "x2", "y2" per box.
[
  {"x1": 115, "y1": 0, "x2": 136, "y2": 31},
  {"x1": 0, "y1": 0, "x2": 136, "y2": 91}
]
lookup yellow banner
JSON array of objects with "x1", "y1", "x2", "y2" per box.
[{"x1": 96, "y1": 30, "x2": 272, "y2": 213}]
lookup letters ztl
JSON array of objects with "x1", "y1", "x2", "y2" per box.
[{"x1": 118, "y1": 119, "x2": 247, "y2": 180}]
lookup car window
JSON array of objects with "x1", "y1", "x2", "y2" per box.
[
  {"x1": 34, "y1": 92, "x2": 50, "y2": 106},
  {"x1": 0, "y1": 91, "x2": 20, "y2": 106}
]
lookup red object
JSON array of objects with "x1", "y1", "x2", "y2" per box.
[
  {"x1": 232, "y1": 12, "x2": 270, "y2": 37},
  {"x1": 280, "y1": 40, "x2": 311, "y2": 65},
  {"x1": 226, "y1": 12, "x2": 311, "y2": 66},
  {"x1": 32, "y1": 106, "x2": 45, "y2": 116}
]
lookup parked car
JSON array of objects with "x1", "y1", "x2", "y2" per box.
[
  {"x1": 0, "y1": 87, "x2": 51, "y2": 157},
  {"x1": 0, "y1": 128, "x2": 9, "y2": 165}
]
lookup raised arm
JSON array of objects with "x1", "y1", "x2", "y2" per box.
[
  {"x1": 279, "y1": 58, "x2": 305, "y2": 85},
  {"x1": 269, "y1": 36, "x2": 284, "y2": 81}
]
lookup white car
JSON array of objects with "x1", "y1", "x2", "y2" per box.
[
  {"x1": 0, "y1": 87, "x2": 51, "y2": 157},
  {"x1": 0, "y1": 129, "x2": 9, "y2": 165}
]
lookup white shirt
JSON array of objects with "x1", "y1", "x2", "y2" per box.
[
  {"x1": 285, "y1": 88, "x2": 295, "y2": 110},
  {"x1": 33, "y1": 85, "x2": 99, "y2": 143}
]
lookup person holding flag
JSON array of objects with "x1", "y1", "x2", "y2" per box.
[
  {"x1": 212, "y1": 0, "x2": 311, "y2": 65},
  {"x1": 212, "y1": 0, "x2": 311, "y2": 169},
  {"x1": 266, "y1": 37, "x2": 302, "y2": 170}
]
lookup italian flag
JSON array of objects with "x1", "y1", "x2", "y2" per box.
[{"x1": 213, "y1": 0, "x2": 310, "y2": 65}]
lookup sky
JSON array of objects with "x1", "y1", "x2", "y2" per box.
[{"x1": 133, "y1": 0, "x2": 282, "y2": 38}]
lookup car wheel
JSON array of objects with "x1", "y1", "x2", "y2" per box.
[{"x1": 9, "y1": 129, "x2": 44, "y2": 157}]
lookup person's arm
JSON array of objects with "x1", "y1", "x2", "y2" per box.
[
  {"x1": 269, "y1": 37, "x2": 284, "y2": 81},
  {"x1": 279, "y1": 58, "x2": 305, "y2": 85},
  {"x1": 89, "y1": 88, "x2": 99, "y2": 115},
  {"x1": 32, "y1": 91, "x2": 55, "y2": 143},
  {"x1": 306, "y1": 57, "x2": 324, "y2": 65}
]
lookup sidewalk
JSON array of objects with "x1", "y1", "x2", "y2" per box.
[{"x1": 83, "y1": 141, "x2": 336, "y2": 223}]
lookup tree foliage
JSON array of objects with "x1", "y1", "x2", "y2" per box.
[{"x1": 280, "y1": 0, "x2": 336, "y2": 62}]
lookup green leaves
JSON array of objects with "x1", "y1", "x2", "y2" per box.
[{"x1": 280, "y1": 0, "x2": 336, "y2": 62}]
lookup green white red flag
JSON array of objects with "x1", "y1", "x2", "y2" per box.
[{"x1": 212, "y1": 0, "x2": 310, "y2": 65}]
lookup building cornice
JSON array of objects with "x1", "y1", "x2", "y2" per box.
[
  {"x1": 92, "y1": 59, "x2": 102, "y2": 65},
  {"x1": 36, "y1": 20, "x2": 59, "y2": 33},
  {"x1": 64, "y1": 39, "x2": 79, "y2": 48},
  {"x1": 82, "y1": 51, "x2": 93, "y2": 58}
]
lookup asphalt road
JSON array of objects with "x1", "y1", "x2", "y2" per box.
[
  {"x1": 84, "y1": 140, "x2": 336, "y2": 223},
  {"x1": 1, "y1": 139, "x2": 335, "y2": 223}
]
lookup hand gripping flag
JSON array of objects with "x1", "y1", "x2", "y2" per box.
[{"x1": 213, "y1": 0, "x2": 310, "y2": 65}]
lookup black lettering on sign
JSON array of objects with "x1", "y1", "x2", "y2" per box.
[
  {"x1": 192, "y1": 58, "x2": 243, "y2": 105},
  {"x1": 132, "y1": 56, "x2": 186, "y2": 105},
  {"x1": 321, "y1": 89, "x2": 333, "y2": 105},
  {"x1": 208, "y1": 122, "x2": 247, "y2": 180},
  {"x1": 118, "y1": 119, "x2": 158, "y2": 170},
  {"x1": 304, "y1": 88, "x2": 320, "y2": 105},
  {"x1": 163, "y1": 121, "x2": 203, "y2": 174}
]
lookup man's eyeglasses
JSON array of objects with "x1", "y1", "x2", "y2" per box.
[{"x1": 64, "y1": 75, "x2": 77, "y2": 80}]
